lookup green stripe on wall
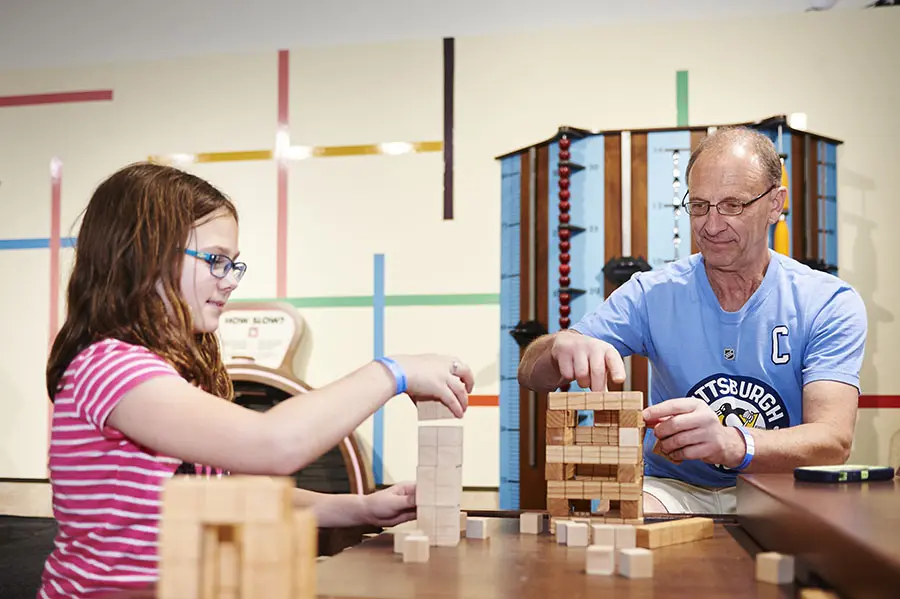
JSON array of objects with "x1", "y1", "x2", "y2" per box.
[
  {"x1": 676, "y1": 70, "x2": 689, "y2": 127},
  {"x1": 234, "y1": 293, "x2": 500, "y2": 308}
]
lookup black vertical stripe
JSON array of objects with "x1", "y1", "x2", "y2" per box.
[{"x1": 443, "y1": 37, "x2": 455, "y2": 220}]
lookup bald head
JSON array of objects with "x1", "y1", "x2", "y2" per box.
[{"x1": 686, "y1": 126, "x2": 782, "y2": 189}]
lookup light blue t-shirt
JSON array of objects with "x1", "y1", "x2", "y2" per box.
[{"x1": 570, "y1": 250, "x2": 867, "y2": 488}]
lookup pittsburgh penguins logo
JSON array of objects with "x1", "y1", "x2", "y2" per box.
[
  {"x1": 687, "y1": 374, "x2": 789, "y2": 473},
  {"x1": 687, "y1": 374, "x2": 790, "y2": 431}
]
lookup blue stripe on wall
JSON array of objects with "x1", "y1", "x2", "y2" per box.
[
  {"x1": 0, "y1": 237, "x2": 77, "y2": 250},
  {"x1": 372, "y1": 253, "x2": 385, "y2": 486}
]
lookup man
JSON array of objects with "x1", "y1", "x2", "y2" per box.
[{"x1": 517, "y1": 127, "x2": 867, "y2": 514}]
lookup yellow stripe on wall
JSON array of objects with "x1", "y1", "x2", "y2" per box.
[{"x1": 149, "y1": 141, "x2": 442, "y2": 165}]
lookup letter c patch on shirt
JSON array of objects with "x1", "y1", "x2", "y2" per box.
[{"x1": 771, "y1": 325, "x2": 790, "y2": 365}]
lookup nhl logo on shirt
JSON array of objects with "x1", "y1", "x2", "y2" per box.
[{"x1": 723, "y1": 348, "x2": 735, "y2": 361}]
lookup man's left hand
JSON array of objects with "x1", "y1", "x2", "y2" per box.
[
  {"x1": 643, "y1": 397, "x2": 747, "y2": 468},
  {"x1": 361, "y1": 481, "x2": 418, "y2": 527}
]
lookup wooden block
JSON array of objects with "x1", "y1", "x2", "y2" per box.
[
  {"x1": 403, "y1": 535, "x2": 430, "y2": 562},
  {"x1": 205, "y1": 479, "x2": 248, "y2": 524},
  {"x1": 547, "y1": 498, "x2": 570, "y2": 518},
  {"x1": 617, "y1": 447, "x2": 641, "y2": 465},
  {"x1": 437, "y1": 444, "x2": 463, "y2": 467},
  {"x1": 160, "y1": 476, "x2": 207, "y2": 520},
  {"x1": 547, "y1": 427, "x2": 575, "y2": 445},
  {"x1": 585, "y1": 392, "x2": 606, "y2": 410},
  {"x1": 574, "y1": 427, "x2": 592, "y2": 445},
  {"x1": 591, "y1": 523, "x2": 616, "y2": 546},
  {"x1": 435, "y1": 525, "x2": 460, "y2": 547},
  {"x1": 620, "y1": 500, "x2": 643, "y2": 520},
  {"x1": 393, "y1": 528, "x2": 422, "y2": 553},
  {"x1": 548, "y1": 392, "x2": 568, "y2": 410},
  {"x1": 546, "y1": 410, "x2": 576, "y2": 428},
  {"x1": 545, "y1": 462, "x2": 575, "y2": 481},
  {"x1": 292, "y1": 508, "x2": 317, "y2": 599},
  {"x1": 600, "y1": 446, "x2": 619, "y2": 464},
  {"x1": 466, "y1": 517, "x2": 490, "y2": 539},
  {"x1": 567, "y1": 392, "x2": 587, "y2": 410},
  {"x1": 618, "y1": 410, "x2": 643, "y2": 429},
  {"x1": 158, "y1": 520, "x2": 203, "y2": 560},
  {"x1": 618, "y1": 428, "x2": 641, "y2": 447},
  {"x1": 243, "y1": 522, "x2": 292, "y2": 565},
  {"x1": 635, "y1": 518, "x2": 714, "y2": 549},
  {"x1": 418, "y1": 444, "x2": 438, "y2": 466},
  {"x1": 603, "y1": 392, "x2": 622, "y2": 410},
  {"x1": 619, "y1": 483, "x2": 642, "y2": 501},
  {"x1": 564, "y1": 446, "x2": 583, "y2": 463},
  {"x1": 556, "y1": 520, "x2": 570, "y2": 544},
  {"x1": 436, "y1": 464, "x2": 462, "y2": 487},
  {"x1": 799, "y1": 590, "x2": 839, "y2": 599},
  {"x1": 582, "y1": 481, "x2": 604, "y2": 498},
  {"x1": 586, "y1": 545, "x2": 615, "y2": 575},
  {"x1": 238, "y1": 477, "x2": 293, "y2": 524},
  {"x1": 621, "y1": 392, "x2": 644, "y2": 410},
  {"x1": 546, "y1": 445, "x2": 564, "y2": 463},
  {"x1": 756, "y1": 552, "x2": 794, "y2": 585},
  {"x1": 459, "y1": 511, "x2": 467, "y2": 532},
  {"x1": 652, "y1": 440, "x2": 682, "y2": 464},
  {"x1": 617, "y1": 465, "x2": 638, "y2": 483},
  {"x1": 566, "y1": 522, "x2": 589, "y2": 547},
  {"x1": 434, "y1": 484, "x2": 461, "y2": 507},
  {"x1": 582, "y1": 446, "x2": 601, "y2": 464},
  {"x1": 565, "y1": 480, "x2": 585, "y2": 499},
  {"x1": 418, "y1": 400, "x2": 454, "y2": 421},
  {"x1": 416, "y1": 506, "x2": 436, "y2": 538},
  {"x1": 614, "y1": 524, "x2": 636, "y2": 549},
  {"x1": 438, "y1": 426, "x2": 463, "y2": 447},
  {"x1": 547, "y1": 481, "x2": 567, "y2": 499},
  {"x1": 618, "y1": 547, "x2": 653, "y2": 578},
  {"x1": 519, "y1": 512, "x2": 545, "y2": 534},
  {"x1": 418, "y1": 426, "x2": 438, "y2": 447}
]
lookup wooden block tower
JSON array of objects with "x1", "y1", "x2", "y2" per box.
[
  {"x1": 416, "y1": 400, "x2": 463, "y2": 547},
  {"x1": 158, "y1": 475, "x2": 316, "y2": 599},
  {"x1": 545, "y1": 391, "x2": 645, "y2": 528}
]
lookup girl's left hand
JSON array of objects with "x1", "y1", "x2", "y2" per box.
[{"x1": 362, "y1": 481, "x2": 417, "y2": 527}]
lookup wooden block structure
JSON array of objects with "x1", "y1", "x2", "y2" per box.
[
  {"x1": 416, "y1": 401, "x2": 463, "y2": 547},
  {"x1": 756, "y1": 551, "x2": 795, "y2": 585},
  {"x1": 158, "y1": 475, "x2": 316, "y2": 599},
  {"x1": 634, "y1": 517, "x2": 714, "y2": 549},
  {"x1": 545, "y1": 391, "x2": 645, "y2": 527}
]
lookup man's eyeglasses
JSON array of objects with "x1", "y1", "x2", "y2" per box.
[
  {"x1": 185, "y1": 249, "x2": 247, "y2": 282},
  {"x1": 682, "y1": 184, "x2": 777, "y2": 217}
]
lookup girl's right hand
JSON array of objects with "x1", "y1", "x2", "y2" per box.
[{"x1": 390, "y1": 354, "x2": 474, "y2": 417}]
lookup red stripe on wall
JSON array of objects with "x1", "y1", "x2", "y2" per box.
[
  {"x1": 0, "y1": 90, "x2": 113, "y2": 108},
  {"x1": 276, "y1": 50, "x2": 290, "y2": 299},
  {"x1": 859, "y1": 395, "x2": 900, "y2": 409}
]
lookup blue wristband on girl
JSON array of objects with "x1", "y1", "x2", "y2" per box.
[{"x1": 375, "y1": 357, "x2": 407, "y2": 395}]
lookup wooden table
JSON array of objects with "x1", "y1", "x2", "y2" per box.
[
  {"x1": 316, "y1": 515, "x2": 794, "y2": 599},
  {"x1": 737, "y1": 473, "x2": 900, "y2": 599}
]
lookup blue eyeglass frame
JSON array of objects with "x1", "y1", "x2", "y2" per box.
[{"x1": 184, "y1": 249, "x2": 247, "y2": 281}]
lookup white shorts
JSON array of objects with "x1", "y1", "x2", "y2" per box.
[{"x1": 643, "y1": 476, "x2": 737, "y2": 514}]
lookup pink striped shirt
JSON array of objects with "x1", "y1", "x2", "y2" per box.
[{"x1": 39, "y1": 339, "x2": 211, "y2": 599}]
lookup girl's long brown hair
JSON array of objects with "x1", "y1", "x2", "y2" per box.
[{"x1": 47, "y1": 162, "x2": 236, "y2": 402}]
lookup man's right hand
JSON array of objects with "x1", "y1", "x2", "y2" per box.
[{"x1": 549, "y1": 332, "x2": 626, "y2": 391}]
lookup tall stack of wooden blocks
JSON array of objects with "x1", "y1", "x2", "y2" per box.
[
  {"x1": 545, "y1": 391, "x2": 645, "y2": 528},
  {"x1": 158, "y1": 475, "x2": 316, "y2": 599},
  {"x1": 416, "y1": 400, "x2": 463, "y2": 546}
]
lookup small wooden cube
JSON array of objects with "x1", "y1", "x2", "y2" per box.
[
  {"x1": 591, "y1": 524, "x2": 616, "y2": 547},
  {"x1": 556, "y1": 520, "x2": 570, "y2": 544},
  {"x1": 756, "y1": 552, "x2": 794, "y2": 585},
  {"x1": 614, "y1": 524, "x2": 636, "y2": 549},
  {"x1": 520, "y1": 512, "x2": 545, "y2": 534},
  {"x1": 459, "y1": 511, "x2": 467, "y2": 532},
  {"x1": 393, "y1": 528, "x2": 422, "y2": 553},
  {"x1": 438, "y1": 426, "x2": 463, "y2": 446},
  {"x1": 566, "y1": 522, "x2": 589, "y2": 547},
  {"x1": 618, "y1": 428, "x2": 641, "y2": 447},
  {"x1": 466, "y1": 517, "x2": 490, "y2": 539},
  {"x1": 586, "y1": 545, "x2": 615, "y2": 575},
  {"x1": 618, "y1": 547, "x2": 653, "y2": 578},
  {"x1": 402, "y1": 535, "x2": 430, "y2": 562},
  {"x1": 418, "y1": 426, "x2": 438, "y2": 446}
]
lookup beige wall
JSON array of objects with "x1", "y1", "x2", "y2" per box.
[{"x1": 0, "y1": 9, "x2": 897, "y2": 491}]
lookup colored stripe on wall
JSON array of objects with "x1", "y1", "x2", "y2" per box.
[
  {"x1": 234, "y1": 293, "x2": 499, "y2": 308},
  {"x1": 676, "y1": 70, "x2": 689, "y2": 126},
  {"x1": 0, "y1": 90, "x2": 113, "y2": 108},
  {"x1": 372, "y1": 254, "x2": 386, "y2": 485},
  {"x1": 0, "y1": 237, "x2": 76, "y2": 250},
  {"x1": 443, "y1": 37, "x2": 455, "y2": 220},
  {"x1": 276, "y1": 49, "x2": 290, "y2": 299}
]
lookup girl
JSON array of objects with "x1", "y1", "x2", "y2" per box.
[{"x1": 39, "y1": 162, "x2": 474, "y2": 598}]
